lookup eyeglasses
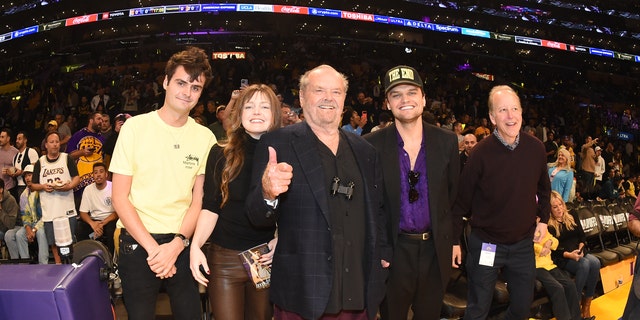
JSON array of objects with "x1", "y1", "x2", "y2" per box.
[{"x1": 408, "y1": 170, "x2": 420, "y2": 203}]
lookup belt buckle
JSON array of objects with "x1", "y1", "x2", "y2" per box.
[{"x1": 422, "y1": 232, "x2": 430, "y2": 241}]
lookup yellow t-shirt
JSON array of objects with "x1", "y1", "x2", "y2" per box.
[
  {"x1": 110, "y1": 111, "x2": 216, "y2": 233},
  {"x1": 534, "y1": 231, "x2": 559, "y2": 271}
]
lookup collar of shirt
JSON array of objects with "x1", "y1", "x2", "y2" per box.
[{"x1": 493, "y1": 128, "x2": 519, "y2": 150}]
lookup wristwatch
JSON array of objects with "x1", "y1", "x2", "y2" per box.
[{"x1": 174, "y1": 233, "x2": 190, "y2": 247}]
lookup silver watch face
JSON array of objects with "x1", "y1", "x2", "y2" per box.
[{"x1": 183, "y1": 238, "x2": 190, "y2": 247}]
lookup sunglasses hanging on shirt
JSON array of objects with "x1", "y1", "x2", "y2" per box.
[{"x1": 408, "y1": 170, "x2": 420, "y2": 203}]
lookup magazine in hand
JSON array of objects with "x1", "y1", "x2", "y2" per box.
[{"x1": 238, "y1": 243, "x2": 271, "y2": 289}]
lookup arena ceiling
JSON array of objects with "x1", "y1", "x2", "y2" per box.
[{"x1": 0, "y1": 0, "x2": 638, "y2": 77}]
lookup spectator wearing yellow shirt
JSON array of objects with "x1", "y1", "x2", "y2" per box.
[{"x1": 534, "y1": 226, "x2": 582, "y2": 320}]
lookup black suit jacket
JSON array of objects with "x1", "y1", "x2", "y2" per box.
[
  {"x1": 247, "y1": 122, "x2": 389, "y2": 320},
  {"x1": 364, "y1": 121, "x2": 459, "y2": 290}
]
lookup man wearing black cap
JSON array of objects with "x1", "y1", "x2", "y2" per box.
[{"x1": 365, "y1": 65, "x2": 460, "y2": 319}]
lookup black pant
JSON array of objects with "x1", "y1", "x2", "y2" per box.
[
  {"x1": 76, "y1": 219, "x2": 117, "y2": 254},
  {"x1": 464, "y1": 230, "x2": 535, "y2": 320},
  {"x1": 118, "y1": 230, "x2": 201, "y2": 320},
  {"x1": 380, "y1": 235, "x2": 442, "y2": 320},
  {"x1": 536, "y1": 267, "x2": 581, "y2": 320}
]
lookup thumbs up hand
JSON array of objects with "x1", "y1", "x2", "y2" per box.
[{"x1": 262, "y1": 146, "x2": 293, "y2": 200}]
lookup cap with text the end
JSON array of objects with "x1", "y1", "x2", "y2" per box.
[{"x1": 384, "y1": 65, "x2": 423, "y2": 94}]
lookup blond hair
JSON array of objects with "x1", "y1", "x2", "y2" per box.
[
  {"x1": 548, "y1": 190, "x2": 577, "y2": 237},
  {"x1": 548, "y1": 148, "x2": 572, "y2": 170}
]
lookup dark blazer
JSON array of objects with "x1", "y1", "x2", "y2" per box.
[
  {"x1": 247, "y1": 122, "x2": 389, "y2": 320},
  {"x1": 364, "y1": 121, "x2": 459, "y2": 290}
]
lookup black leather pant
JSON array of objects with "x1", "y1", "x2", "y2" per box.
[{"x1": 207, "y1": 243, "x2": 273, "y2": 320}]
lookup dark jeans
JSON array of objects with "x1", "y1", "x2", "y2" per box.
[
  {"x1": 464, "y1": 230, "x2": 535, "y2": 320},
  {"x1": 536, "y1": 267, "x2": 581, "y2": 320},
  {"x1": 563, "y1": 253, "x2": 600, "y2": 298},
  {"x1": 207, "y1": 243, "x2": 272, "y2": 320},
  {"x1": 118, "y1": 230, "x2": 201, "y2": 320},
  {"x1": 380, "y1": 235, "x2": 443, "y2": 320}
]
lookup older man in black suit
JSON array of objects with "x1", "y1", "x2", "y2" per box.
[
  {"x1": 247, "y1": 64, "x2": 390, "y2": 320},
  {"x1": 365, "y1": 65, "x2": 460, "y2": 320}
]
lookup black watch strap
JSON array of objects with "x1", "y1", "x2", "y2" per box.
[{"x1": 174, "y1": 233, "x2": 190, "y2": 247}]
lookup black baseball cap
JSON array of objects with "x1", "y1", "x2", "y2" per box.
[{"x1": 384, "y1": 65, "x2": 423, "y2": 94}]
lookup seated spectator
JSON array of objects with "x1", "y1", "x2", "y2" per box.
[
  {"x1": 209, "y1": 105, "x2": 229, "y2": 141},
  {"x1": 288, "y1": 108, "x2": 303, "y2": 125},
  {"x1": 341, "y1": 106, "x2": 366, "y2": 135},
  {"x1": 280, "y1": 104, "x2": 294, "y2": 127},
  {"x1": 4, "y1": 165, "x2": 48, "y2": 263},
  {"x1": 77, "y1": 162, "x2": 118, "y2": 253},
  {"x1": 370, "y1": 111, "x2": 392, "y2": 132},
  {"x1": 473, "y1": 117, "x2": 491, "y2": 139},
  {"x1": 623, "y1": 175, "x2": 637, "y2": 199},
  {"x1": 0, "y1": 178, "x2": 19, "y2": 250},
  {"x1": 534, "y1": 222, "x2": 582, "y2": 320},
  {"x1": 598, "y1": 170, "x2": 623, "y2": 201},
  {"x1": 548, "y1": 190, "x2": 599, "y2": 320}
]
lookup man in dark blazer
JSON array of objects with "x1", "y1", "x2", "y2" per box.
[
  {"x1": 365, "y1": 65, "x2": 460, "y2": 320},
  {"x1": 247, "y1": 64, "x2": 390, "y2": 320}
]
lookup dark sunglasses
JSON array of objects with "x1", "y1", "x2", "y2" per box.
[{"x1": 408, "y1": 170, "x2": 420, "y2": 203}]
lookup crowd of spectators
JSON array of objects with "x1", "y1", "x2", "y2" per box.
[
  {"x1": 0, "y1": 36, "x2": 639, "y2": 198},
  {"x1": 1, "y1": 36, "x2": 639, "y2": 320}
]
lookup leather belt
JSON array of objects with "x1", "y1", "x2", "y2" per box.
[{"x1": 399, "y1": 231, "x2": 431, "y2": 241}]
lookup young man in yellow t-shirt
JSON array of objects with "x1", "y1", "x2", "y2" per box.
[{"x1": 110, "y1": 47, "x2": 217, "y2": 319}]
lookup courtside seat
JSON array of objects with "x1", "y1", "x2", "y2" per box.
[
  {"x1": 441, "y1": 269, "x2": 468, "y2": 319},
  {"x1": 493, "y1": 278, "x2": 510, "y2": 305},
  {"x1": 607, "y1": 202, "x2": 640, "y2": 250},
  {"x1": 591, "y1": 204, "x2": 636, "y2": 260},
  {"x1": 440, "y1": 271, "x2": 514, "y2": 319},
  {"x1": 574, "y1": 206, "x2": 620, "y2": 267},
  {"x1": 440, "y1": 218, "x2": 545, "y2": 319},
  {"x1": 620, "y1": 197, "x2": 639, "y2": 240}
]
